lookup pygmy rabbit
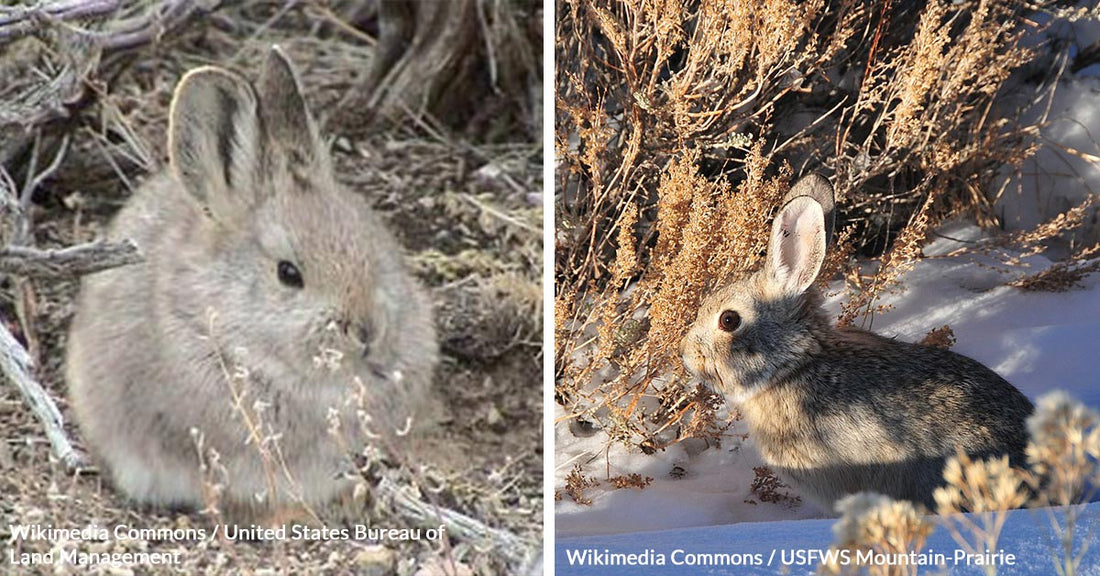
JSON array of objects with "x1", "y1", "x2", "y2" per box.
[
  {"x1": 681, "y1": 174, "x2": 1033, "y2": 511},
  {"x1": 67, "y1": 47, "x2": 438, "y2": 520}
]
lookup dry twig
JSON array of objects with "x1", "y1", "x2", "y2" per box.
[
  {"x1": 378, "y1": 473, "x2": 539, "y2": 570},
  {"x1": 0, "y1": 240, "x2": 141, "y2": 278},
  {"x1": 0, "y1": 322, "x2": 87, "y2": 470}
]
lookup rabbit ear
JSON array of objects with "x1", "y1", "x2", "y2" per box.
[
  {"x1": 257, "y1": 46, "x2": 321, "y2": 165},
  {"x1": 764, "y1": 195, "x2": 827, "y2": 296},
  {"x1": 781, "y1": 174, "x2": 835, "y2": 246},
  {"x1": 168, "y1": 67, "x2": 261, "y2": 215}
]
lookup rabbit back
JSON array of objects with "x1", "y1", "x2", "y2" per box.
[
  {"x1": 68, "y1": 175, "x2": 216, "y2": 508},
  {"x1": 739, "y1": 314, "x2": 1031, "y2": 509}
]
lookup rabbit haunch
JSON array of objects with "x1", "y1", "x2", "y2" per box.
[
  {"x1": 66, "y1": 48, "x2": 438, "y2": 519},
  {"x1": 682, "y1": 174, "x2": 1032, "y2": 511}
]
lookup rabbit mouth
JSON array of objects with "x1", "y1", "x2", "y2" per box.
[
  {"x1": 691, "y1": 347, "x2": 766, "y2": 403},
  {"x1": 684, "y1": 348, "x2": 726, "y2": 392},
  {"x1": 365, "y1": 361, "x2": 402, "y2": 385}
]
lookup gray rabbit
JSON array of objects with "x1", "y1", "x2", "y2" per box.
[
  {"x1": 66, "y1": 47, "x2": 437, "y2": 520},
  {"x1": 681, "y1": 174, "x2": 1033, "y2": 511}
]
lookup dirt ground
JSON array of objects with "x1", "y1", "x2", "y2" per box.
[{"x1": 0, "y1": 4, "x2": 542, "y2": 575}]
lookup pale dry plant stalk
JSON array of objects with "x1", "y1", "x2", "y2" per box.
[
  {"x1": 939, "y1": 195, "x2": 1100, "y2": 291},
  {"x1": 821, "y1": 492, "x2": 934, "y2": 576},
  {"x1": 190, "y1": 429, "x2": 227, "y2": 526},
  {"x1": 933, "y1": 451, "x2": 1029, "y2": 576},
  {"x1": 1010, "y1": 253, "x2": 1100, "y2": 293},
  {"x1": 838, "y1": 0, "x2": 1034, "y2": 201},
  {"x1": 869, "y1": 0, "x2": 950, "y2": 150},
  {"x1": 594, "y1": 200, "x2": 640, "y2": 362},
  {"x1": 643, "y1": 145, "x2": 782, "y2": 359},
  {"x1": 994, "y1": 195, "x2": 1098, "y2": 261},
  {"x1": 205, "y1": 309, "x2": 320, "y2": 525},
  {"x1": 1049, "y1": 4, "x2": 1099, "y2": 23},
  {"x1": 1022, "y1": 392, "x2": 1100, "y2": 576},
  {"x1": 324, "y1": 374, "x2": 389, "y2": 521}
]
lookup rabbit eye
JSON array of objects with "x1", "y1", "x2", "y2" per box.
[
  {"x1": 718, "y1": 310, "x2": 741, "y2": 332},
  {"x1": 277, "y1": 260, "x2": 304, "y2": 288}
]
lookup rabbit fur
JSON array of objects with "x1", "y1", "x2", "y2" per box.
[
  {"x1": 681, "y1": 174, "x2": 1033, "y2": 512},
  {"x1": 66, "y1": 47, "x2": 438, "y2": 519}
]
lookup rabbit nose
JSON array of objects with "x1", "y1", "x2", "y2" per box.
[
  {"x1": 356, "y1": 322, "x2": 375, "y2": 357},
  {"x1": 336, "y1": 318, "x2": 376, "y2": 357}
]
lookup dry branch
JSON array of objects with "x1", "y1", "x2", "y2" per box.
[
  {"x1": 98, "y1": 0, "x2": 219, "y2": 52},
  {"x1": 378, "y1": 473, "x2": 538, "y2": 570},
  {"x1": 0, "y1": 239, "x2": 141, "y2": 279},
  {"x1": 0, "y1": 321, "x2": 87, "y2": 471},
  {"x1": 0, "y1": 120, "x2": 140, "y2": 476},
  {"x1": 0, "y1": 0, "x2": 118, "y2": 41},
  {"x1": 343, "y1": 0, "x2": 479, "y2": 131},
  {"x1": 0, "y1": 0, "x2": 218, "y2": 46},
  {"x1": 1, "y1": 0, "x2": 224, "y2": 175}
]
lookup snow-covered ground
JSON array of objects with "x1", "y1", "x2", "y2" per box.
[
  {"x1": 556, "y1": 502, "x2": 1100, "y2": 575},
  {"x1": 997, "y1": 9, "x2": 1100, "y2": 245}
]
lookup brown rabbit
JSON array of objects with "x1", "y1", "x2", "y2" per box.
[
  {"x1": 681, "y1": 174, "x2": 1033, "y2": 512},
  {"x1": 66, "y1": 47, "x2": 438, "y2": 521}
]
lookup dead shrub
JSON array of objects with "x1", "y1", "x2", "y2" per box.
[{"x1": 821, "y1": 492, "x2": 934, "y2": 576}]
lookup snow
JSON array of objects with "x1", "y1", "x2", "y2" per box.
[
  {"x1": 556, "y1": 503, "x2": 1100, "y2": 575},
  {"x1": 996, "y1": 7, "x2": 1100, "y2": 245}
]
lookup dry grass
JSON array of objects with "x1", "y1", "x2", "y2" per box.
[
  {"x1": 918, "y1": 325, "x2": 956, "y2": 350},
  {"x1": 0, "y1": 2, "x2": 541, "y2": 574},
  {"x1": 607, "y1": 473, "x2": 652, "y2": 490},
  {"x1": 745, "y1": 466, "x2": 800, "y2": 507},
  {"x1": 561, "y1": 464, "x2": 600, "y2": 506}
]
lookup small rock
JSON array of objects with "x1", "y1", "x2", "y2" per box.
[
  {"x1": 415, "y1": 557, "x2": 474, "y2": 576},
  {"x1": 0, "y1": 440, "x2": 14, "y2": 470},
  {"x1": 355, "y1": 545, "x2": 396, "y2": 576},
  {"x1": 474, "y1": 162, "x2": 503, "y2": 180},
  {"x1": 486, "y1": 404, "x2": 504, "y2": 428}
]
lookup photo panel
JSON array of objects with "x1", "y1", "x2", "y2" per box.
[
  {"x1": 0, "y1": 1, "x2": 543, "y2": 574},
  {"x1": 553, "y1": 1, "x2": 1100, "y2": 574}
]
